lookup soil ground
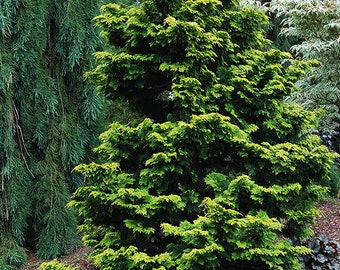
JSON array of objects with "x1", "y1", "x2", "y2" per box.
[
  {"x1": 22, "y1": 198, "x2": 340, "y2": 270},
  {"x1": 311, "y1": 198, "x2": 340, "y2": 242},
  {"x1": 22, "y1": 246, "x2": 96, "y2": 270}
]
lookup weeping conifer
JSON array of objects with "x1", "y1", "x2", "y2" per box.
[{"x1": 0, "y1": 0, "x2": 104, "y2": 267}]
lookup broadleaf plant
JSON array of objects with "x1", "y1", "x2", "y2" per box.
[
  {"x1": 70, "y1": 0, "x2": 336, "y2": 269},
  {"x1": 271, "y1": 0, "x2": 340, "y2": 135}
]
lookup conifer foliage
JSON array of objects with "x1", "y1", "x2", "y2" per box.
[
  {"x1": 0, "y1": 0, "x2": 104, "y2": 268},
  {"x1": 71, "y1": 0, "x2": 335, "y2": 269}
]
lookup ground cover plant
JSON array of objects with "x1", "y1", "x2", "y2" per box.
[{"x1": 70, "y1": 0, "x2": 337, "y2": 269}]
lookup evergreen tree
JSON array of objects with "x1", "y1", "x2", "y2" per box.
[
  {"x1": 0, "y1": 0, "x2": 104, "y2": 267},
  {"x1": 240, "y1": 0, "x2": 300, "y2": 51},
  {"x1": 71, "y1": 0, "x2": 335, "y2": 269}
]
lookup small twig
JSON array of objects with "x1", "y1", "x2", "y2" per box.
[{"x1": 11, "y1": 100, "x2": 35, "y2": 178}]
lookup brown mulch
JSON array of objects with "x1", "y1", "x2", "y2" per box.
[
  {"x1": 22, "y1": 246, "x2": 97, "y2": 270},
  {"x1": 21, "y1": 198, "x2": 340, "y2": 270},
  {"x1": 312, "y1": 198, "x2": 340, "y2": 242}
]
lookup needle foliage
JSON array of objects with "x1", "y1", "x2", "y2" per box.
[{"x1": 0, "y1": 0, "x2": 104, "y2": 268}]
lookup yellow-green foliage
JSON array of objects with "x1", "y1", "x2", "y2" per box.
[
  {"x1": 70, "y1": 0, "x2": 336, "y2": 269},
  {"x1": 38, "y1": 259, "x2": 76, "y2": 270}
]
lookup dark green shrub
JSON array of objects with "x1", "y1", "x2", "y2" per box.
[
  {"x1": 328, "y1": 162, "x2": 340, "y2": 198},
  {"x1": 0, "y1": 242, "x2": 27, "y2": 270}
]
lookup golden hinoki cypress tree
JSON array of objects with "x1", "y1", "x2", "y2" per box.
[{"x1": 71, "y1": 0, "x2": 336, "y2": 269}]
